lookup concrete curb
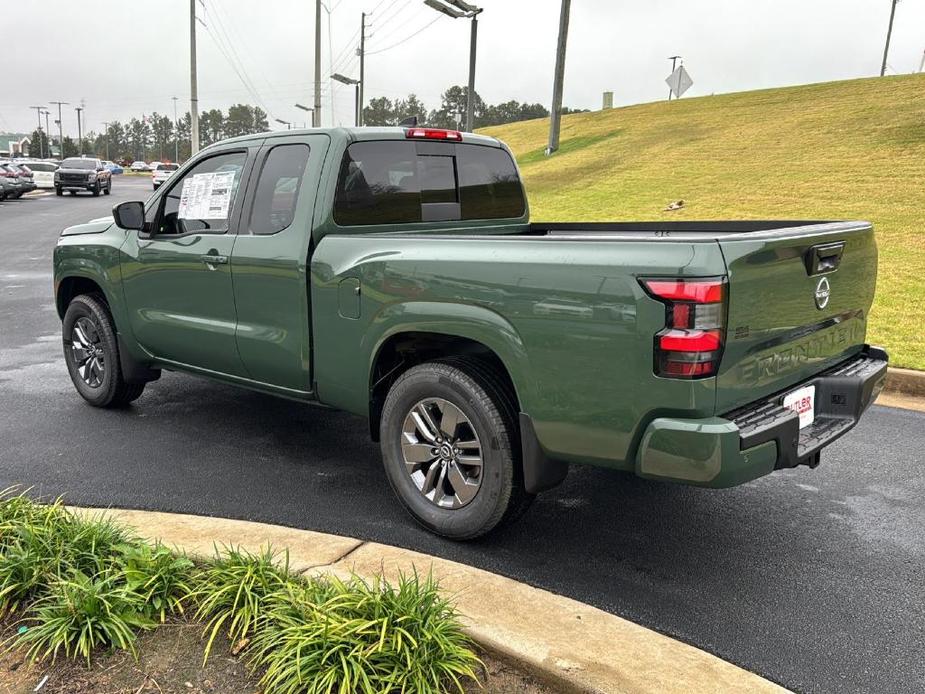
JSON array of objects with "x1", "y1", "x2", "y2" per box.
[
  {"x1": 883, "y1": 367, "x2": 925, "y2": 399},
  {"x1": 70, "y1": 507, "x2": 788, "y2": 694}
]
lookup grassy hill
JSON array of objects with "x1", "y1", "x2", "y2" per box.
[{"x1": 481, "y1": 75, "x2": 925, "y2": 371}]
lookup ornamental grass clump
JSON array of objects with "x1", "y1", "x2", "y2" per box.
[
  {"x1": 115, "y1": 541, "x2": 195, "y2": 622},
  {"x1": 14, "y1": 570, "x2": 152, "y2": 665},
  {"x1": 249, "y1": 572, "x2": 481, "y2": 694},
  {"x1": 188, "y1": 545, "x2": 296, "y2": 663}
]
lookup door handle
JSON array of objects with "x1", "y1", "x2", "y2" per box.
[{"x1": 201, "y1": 253, "x2": 228, "y2": 267}]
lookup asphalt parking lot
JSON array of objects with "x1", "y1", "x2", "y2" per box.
[{"x1": 1, "y1": 177, "x2": 923, "y2": 693}]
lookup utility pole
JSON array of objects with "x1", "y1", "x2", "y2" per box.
[
  {"x1": 314, "y1": 0, "x2": 322, "y2": 127},
  {"x1": 172, "y1": 96, "x2": 180, "y2": 162},
  {"x1": 102, "y1": 122, "x2": 111, "y2": 160},
  {"x1": 51, "y1": 101, "x2": 68, "y2": 158},
  {"x1": 358, "y1": 13, "x2": 366, "y2": 126},
  {"x1": 880, "y1": 0, "x2": 899, "y2": 76},
  {"x1": 668, "y1": 55, "x2": 681, "y2": 100},
  {"x1": 919, "y1": 49, "x2": 925, "y2": 73},
  {"x1": 74, "y1": 106, "x2": 84, "y2": 156},
  {"x1": 190, "y1": 0, "x2": 200, "y2": 154},
  {"x1": 545, "y1": 0, "x2": 571, "y2": 155},
  {"x1": 42, "y1": 110, "x2": 51, "y2": 156},
  {"x1": 29, "y1": 106, "x2": 45, "y2": 158}
]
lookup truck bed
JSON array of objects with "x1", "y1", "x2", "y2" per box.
[{"x1": 530, "y1": 220, "x2": 868, "y2": 241}]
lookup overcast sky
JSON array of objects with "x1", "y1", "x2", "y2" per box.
[{"x1": 2, "y1": 0, "x2": 923, "y2": 135}]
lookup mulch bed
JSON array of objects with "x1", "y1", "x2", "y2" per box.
[{"x1": 0, "y1": 619, "x2": 556, "y2": 693}]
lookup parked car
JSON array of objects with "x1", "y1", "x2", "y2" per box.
[
  {"x1": 130, "y1": 161, "x2": 149, "y2": 172},
  {"x1": 0, "y1": 162, "x2": 36, "y2": 195},
  {"x1": 53, "y1": 127, "x2": 888, "y2": 540},
  {"x1": 18, "y1": 160, "x2": 58, "y2": 189},
  {"x1": 0, "y1": 167, "x2": 21, "y2": 199},
  {"x1": 54, "y1": 157, "x2": 112, "y2": 196},
  {"x1": 151, "y1": 162, "x2": 178, "y2": 190},
  {"x1": 103, "y1": 161, "x2": 124, "y2": 175}
]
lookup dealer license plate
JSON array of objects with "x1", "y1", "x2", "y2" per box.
[{"x1": 782, "y1": 385, "x2": 815, "y2": 429}]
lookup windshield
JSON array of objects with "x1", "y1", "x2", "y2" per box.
[{"x1": 60, "y1": 159, "x2": 98, "y2": 170}]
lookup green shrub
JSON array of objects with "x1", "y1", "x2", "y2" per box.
[
  {"x1": 250, "y1": 572, "x2": 481, "y2": 694},
  {"x1": 14, "y1": 570, "x2": 153, "y2": 665},
  {"x1": 188, "y1": 545, "x2": 295, "y2": 663},
  {"x1": 116, "y1": 542, "x2": 195, "y2": 622}
]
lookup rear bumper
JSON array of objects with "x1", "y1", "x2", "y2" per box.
[{"x1": 635, "y1": 345, "x2": 888, "y2": 488}]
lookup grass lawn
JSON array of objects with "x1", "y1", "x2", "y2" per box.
[{"x1": 481, "y1": 74, "x2": 925, "y2": 370}]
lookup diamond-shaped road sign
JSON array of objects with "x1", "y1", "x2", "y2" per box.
[{"x1": 666, "y1": 65, "x2": 693, "y2": 99}]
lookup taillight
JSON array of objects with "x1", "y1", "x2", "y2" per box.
[
  {"x1": 641, "y1": 276, "x2": 727, "y2": 379},
  {"x1": 404, "y1": 127, "x2": 462, "y2": 141}
]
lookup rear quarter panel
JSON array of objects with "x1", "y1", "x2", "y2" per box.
[{"x1": 311, "y1": 235, "x2": 727, "y2": 468}]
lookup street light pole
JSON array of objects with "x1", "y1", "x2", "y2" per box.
[
  {"x1": 74, "y1": 107, "x2": 84, "y2": 156},
  {"x1": 275, "y1": 119, "x2": 292, "y2": 130},
  {"x1": 358, "y1": 12, "x2": 366, "y2": 126},
  {"x1": 102, "y1": 122, "x2": 111, "y2": 161},
  {"x1": 545, "y1": 0, "x2": 571, "y2": 155},
  {"x1": 880, "y1": 0, "x2": 899, "y2": 77},
  {"x1": 29, "y1": 106, "x2": 46, "y2": 158},
  {"x1": 190, "y1": 0, "x2": 200, "y2": 154},
  {"x1": 50, "y1": 101, "x2": 68, "y2": 158},
  {"x1": 423, "y1": 0, "x2": 483, "y2": 132},
  {"x1": 329, "y1": 75, "x2": 360, "y2": 126},
  {"x1": 172, "y1": 96, "x2": 180, "y2": 162},
  {"x1": 314, "y1": 0, "x2": 322, "y2": 126},
  {"x1": 42, "y1": 110, "x2": 51, "y2": 155}
]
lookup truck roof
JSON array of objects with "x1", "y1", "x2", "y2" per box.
[{"x1": 214, "y1": 126, "x2": 502, "y2": 149}]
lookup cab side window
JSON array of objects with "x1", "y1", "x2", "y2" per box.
[
  {"x1": 158, "y1": 151, "x2": 247, "y2": 235},
  {"x1": 248, "y1": 144, "x2": 311, "y2": 235}
]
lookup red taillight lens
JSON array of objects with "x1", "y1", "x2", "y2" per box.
[
  {"x1": 641, "y1": 277, "x2": 727, "y2": 379},
  {"x1": 405, "y1": 127, "x2": 462, "y2": 141}
]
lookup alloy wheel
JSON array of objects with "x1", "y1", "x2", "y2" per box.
[
  {"x1": 70, "y1": 317, "x2": 106, "y2": 388},
  {"x1": 401, "y1": 398, "x2": 483, "y2": 509}
]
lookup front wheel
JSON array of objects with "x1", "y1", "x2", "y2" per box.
[
  {"x1": 62, "y1": 294, "x2": 145, "y2": 408},
  {"x1": 91, "y1": 183, "x2": 101, "y2": 197},
  {"x1": 103, "y1": 181, "x2": 111, "y2": 195},
  {"x1": 55, "y1": 187, "x2": 63, "y2": 196},
  {"x1": 380, "y1": 359, "x2": 533, "y2": 540}
]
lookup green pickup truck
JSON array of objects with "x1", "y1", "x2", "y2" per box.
[{"x1": 53, "y1": 126, "x2": 888, "y2": 539}]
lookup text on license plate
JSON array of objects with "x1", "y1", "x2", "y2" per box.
[{"x1": 782, "y1": 385, "x2": 815, "y2": 429}]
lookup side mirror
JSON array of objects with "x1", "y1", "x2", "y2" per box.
[{"x1": 113, "y1": 201, "x2": 145, "y2": 231}]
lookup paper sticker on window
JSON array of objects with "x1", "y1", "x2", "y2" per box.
[{"x1": 178, "y1": 171, "x2": 236, "y2": 220}]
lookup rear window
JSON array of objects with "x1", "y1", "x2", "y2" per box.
[
  {"x1": 23, "y1": 162, "x2": 56, "y2": 172},
  {"x1": 333, "y1": 141, "x2": 524, "y2": 226},
  {"x1": 157, "y1": 164, "x2": 179, "y2": 171},
  {"x1": 60, "y1": 159, "x2": 98, "y2": 170}
]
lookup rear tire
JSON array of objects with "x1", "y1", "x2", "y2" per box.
[
  {"x1": 380, "y1": 359, "x2": 533, "y2": 540},
  {"x1": 62, "y1": 294, "x2": 146, "y2": 408}
]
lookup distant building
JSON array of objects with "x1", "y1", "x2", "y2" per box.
[
  {"x1": 602, "y1": 91, "x2": 614, "y2": 110},
  {"x1": 0, "y1": 133, "x2": 31, "y2": 158}
]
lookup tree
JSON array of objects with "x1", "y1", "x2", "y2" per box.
[
  {"x1": 394, "y1": 94, "x2": 427, "y2": 124},
  {"x1": 175, "y1": 112, "x2": 191, "y2": 162},
  {"x1": 128, "y1": 118, "x2": 152, "y2": 160},
  {"x1": 29, "y1": 129, "x2": 50, "y2": 158},
  {"x1": 61, "y1": 136, "x2": 78, "y2": 158},
  {"x1": 427, "y1": 85, "x2": 486, "y2": 129},
  {"x1": 253, "y1": 107, "x2": 269, "y2": 132},
  {"x1": 150, "y1": 113, "x2": 174, "y2": 161},
  {"x1": 362, "y1": 97, "x2": 396, "y2": 127},
  {"x1": 199, "y1": 109, "x2": 224, "y2": 146}
]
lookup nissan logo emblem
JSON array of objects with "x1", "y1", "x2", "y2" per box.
[{"x1": 814, "y1": 277, "x2": 831, "y2": 310}]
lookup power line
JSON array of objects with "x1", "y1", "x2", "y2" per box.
[{"x1": 366, "y1": 15, "x2": 443, "y2": 55}]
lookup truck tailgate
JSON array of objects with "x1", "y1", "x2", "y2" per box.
[{"x1": 715, "y1": 221, "x2": 878, "y2": 413}]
